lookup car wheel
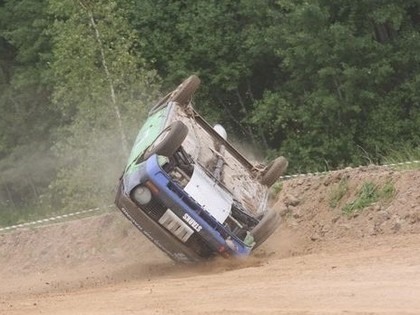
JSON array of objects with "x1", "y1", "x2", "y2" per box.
[
  {"x1": 144, "y1": 121, "x2": 188, "y2": 159},
  {"x1": 260, "y1": 156, "x2": 288, "y2": 187},
  {"x1": 170, "y1": 75, "x2": 201, "y2": 106},
  {"x1": 251, "y1": 209, "x2": 281, "y2": 249}
]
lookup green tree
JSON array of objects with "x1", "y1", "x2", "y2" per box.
[
  {"x1": 46, "y1": 0, "x2": 160, "y2": 209},
  {"x1": 252, "y1": 0, "x2": 420, "y2": 171},
  {"x1": 0, "y1": 0, "x2": 60, "y2": 209},
  {"x1": 128, "y1": 0, "x2": 283, "y2": 148}
]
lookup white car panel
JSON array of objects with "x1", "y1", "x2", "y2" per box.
[{"x1": 184, "y1": 165, "x2": 233, "y2": 223}]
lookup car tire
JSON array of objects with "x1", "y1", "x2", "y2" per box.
[
  {"x1": 251, "y1": 209, "x2": 281, "y2": 249},
  {"x1": 170, "y1": 75, "x2": 201, "y2": 106},
  {"x1": 260, "y1": 156, "x2": 288, "y2": 187},
  {"x1": 144, "y1": 121, "x2": 188, "y2": 159}
]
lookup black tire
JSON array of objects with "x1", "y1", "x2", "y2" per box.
[
  {"x1": 170, "y1": 75, "x2": 201, "y2": 106},
  {"x1": 251, "y1": 209, "x2": 281, "y2": 249},
  {"x1": 144, "y1": 121, "x2": 188, "y2": 159},
  {"x1": 260, "y1": 156, "x2": 288, "y2": 187}
]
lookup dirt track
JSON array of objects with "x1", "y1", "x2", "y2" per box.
[{"x1": 1, "y1": 167, "x2": 419, "y2": 314}]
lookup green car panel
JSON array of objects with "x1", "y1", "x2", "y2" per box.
[{"x1": 125, "y1": 106, "x2": 169, "y2": 176}]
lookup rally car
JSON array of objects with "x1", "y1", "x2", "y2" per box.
[{"x1": 115, "y1": 75, "x2": 288, "y2": 263}]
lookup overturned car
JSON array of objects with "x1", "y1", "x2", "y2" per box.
[{"x1": 115, "y1": 75, "x2": 288, "y2": 263}]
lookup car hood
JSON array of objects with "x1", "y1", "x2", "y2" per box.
[{"x1": 184, "y1": 165, "x2": 233, "y2": 224}]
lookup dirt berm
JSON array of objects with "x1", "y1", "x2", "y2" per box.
[{"x1": 1, "y1": 166, "x2": 419, "y2": 314}]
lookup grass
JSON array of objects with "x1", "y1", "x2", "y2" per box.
[
  {"x1": 342, "y1": 182, "x2": 378, "y2": 215},
  {"x1": 382, "y1": 146, "x2": 420, "y2": 170},
  {"x1": 0, "y1": 203, "x2": 111, "y2": 228},
  {"x1": 271, "y1": 181, "x2": 283, "y2": 195},
  {"x1": 0, "y1": 204, "x2": 54, "y2": 227},
  {"x1": 342, "y1": 180, "x2": 396, "y2": 215},
  {"x1": 329, "y1": 178, "x2": 349, "y2": 208},
  {"x1": 380, "y1": 180, "x2": 397, "y2": 202}
]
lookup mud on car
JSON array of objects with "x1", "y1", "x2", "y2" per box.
[{"x1": 115, "y1": 75, "x2": 288, "y2": 263}]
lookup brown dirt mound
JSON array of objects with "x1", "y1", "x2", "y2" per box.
[
  {"x1": 272, "y1": 166, "x2": 420, "y2": 242},
  {"x1": 0, "y1": 213, "x2": 171, "y2": 297}
]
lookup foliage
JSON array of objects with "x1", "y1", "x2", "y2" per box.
[
  {"x1": 329, "y1": 177, "x2": 349, "y2": 208},
  {"x1": 271, "y1": 181, "x2": 284, "y2": 195},
  {"x1": 0, "y1": 0, "x2": 161, "y2": 222},
  {"x1": 0, "y1": 0, "x2": 61, "y2": 212},
  {"x1": 128, "y1": 0, "x2": 283, "y2": 148},
  {"x1": 342, "y1": 180, "x2": 395, "y2": 215},
  {"x1": 383, "y1": 146, "x2": 420, "y2": 170},
  {"x1": 251, "y1": 0, "x2": 420, "y2": 171},
  {"x1": 0, "y1": 0, "x2": 57, "y2": 156},
  {"x1": 45, "y1": 0, "x2": 160, "y2": 210}
]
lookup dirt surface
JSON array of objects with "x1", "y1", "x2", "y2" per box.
[{"x1": 1, "y1": 166, "x2": 419, "y2": 314}]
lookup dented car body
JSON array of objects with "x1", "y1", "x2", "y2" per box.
[{"x1": 115, "y1": 75, "x2": 288, "y2": 263}]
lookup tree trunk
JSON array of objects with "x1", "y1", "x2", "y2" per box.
[{"x1": 79, "y1": 1, "x2": 129, "y2": 156}]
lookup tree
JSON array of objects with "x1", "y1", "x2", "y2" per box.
[
  {"x1": 0, "y1": 0, "x2": 61, "y2": 208},
  {"x1": 128, "y1": 0, "x2": 284, "y2": 149},
  {"x1": 252, "y1": 0, "x2": 420, "y2": 171},
  {"x1": 46, "y1": 0, "x2": 160, "y2": 209}
]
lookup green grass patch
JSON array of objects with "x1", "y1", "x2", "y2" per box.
[
  {"x1": 383, "y1": 146, "x2": 420, "y2": 170},
  {"x1": 0, "y1": 203, "x2": 110, "y2": 228},
  {"x1": 0, "y1": 203, "x2": 69, "y2": 227},
  {"x1": 271, "y1": 181, "x2": 283, "y2": 195},
  {"x1": 342, "y1": 180, "x2": 396, "y2": 215},
  {"x1": 329, "y1": 178, "x2": 349, "y2": 208},
  {"x1": 0, "y1": 205, "x2": 53, "y2": 227},
  {"x1": 381, "y1": 180, "x2": 396, "y2": 201}
]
